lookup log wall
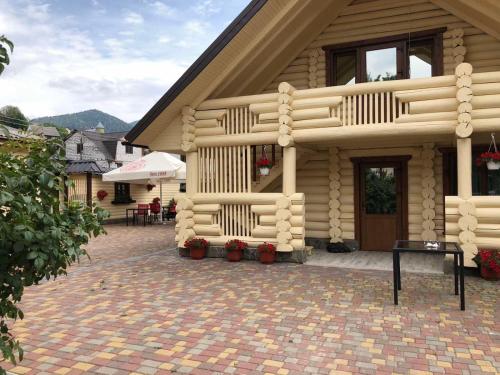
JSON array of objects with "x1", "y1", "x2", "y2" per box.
[{"x1": 262, "y1": 0, "x2": 500, "y2": 92}]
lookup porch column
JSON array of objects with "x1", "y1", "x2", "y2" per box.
[
  {"x1": 282, "y1": 146, "x2": 296, "y2": 196},
  {"x1": 456, "y1": 138, "x2": 472, "y2": 199},
  {"x1": 185, "y1": 152, "x2": 198, "y2": 196}
]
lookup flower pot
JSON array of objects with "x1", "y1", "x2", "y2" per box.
[
  {"x1": 259, "y1": 251, "x2": 275, "y2": 264},
  {"x1": 259, "y1": 167, "x2": 270, "y2": 176},
  {"x1": 480, "y1": 266, "x2": 500, "y2": 281},
  {"x1": 227, "y1": 249, "x2": 243, "y2": 262},
  {"x1": 190, "y1": 247, "x2": 206, "y2": 260},
  {"x1": 486, "y1": 160, "x2": 500, "y2": 170}
]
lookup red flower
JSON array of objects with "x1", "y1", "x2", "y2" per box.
[
  {"x1": 257, "y1": 242, "x2": 276, "y2": 254},
  {"x1": 225, "y1": 239, "x2": 248, "y2": 252},
  {"x1": 473, "y1": 249, "x2": 500, "y2": 271},
  {"x1": 477, "y1": 151, "x2": 500, "y2": 164},
  {"x1": 256, "y1": 158, "x2": 272, "y2": 168},
  {"x1": 184, "y1": 238, "x2": 209, "y2": 249}
]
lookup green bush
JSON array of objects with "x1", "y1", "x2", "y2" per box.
[{"x1": 0, "y1": 134, "x2": 107, "y2": 373}]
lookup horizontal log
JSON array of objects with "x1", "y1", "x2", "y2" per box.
[
  {"x1": 194, "y1": 127, "x2": 225, "y2": 137},
  {"x1": 395, "y1": 112, "x2": 456, "y2": 123},
  {"x1": 194, "y1": 224, "x2": 222, "y2": 236},
  {"x1": 195, "y1": 132, "x2": 278, "y2": 147},
  {"x1": 305, "y1": 230, "x2": 329, "y2": 238},
  {"x1": 471, "y1": 94, "x2": 500, "y2": 109},
  {"x1": 472, "y1": 82, "x2": 500, "y2": 96},
  {"x1": 193, "y1": 214, "x2": 212, "y2": 225},
  {"x1": 305, "y1": 221, "x2": 330, "y2": 231},
  {"x1": 194, "y1": 109, "x2": 227, "y2": 120},
  {"x1": 472, "y1": 108, "x2": 500, "y2": 120},
  {"x1": 293, "y1": 96, "x2": 342, "y2": 110},
  {"x1": 249, "y1": 102, "x2": 279, "y2": 114},
  {"x1": 294, "y1": 76, "x2": 456, "y2": 99},
  {"x1": 395, "y1": 86, "x2": 456, "y2": 102},
  {"x1": 293, "y1": 117, "x2": 341, "y2": 129},
  {"x1": 472, "y1": 71, "x2": 500, "y2": 84},
  {"x1": 291, "y1": 107, "x2": 331, "y2": 121},
  {"x1": 409, "y1": 98, "x2": 457, "y2": 114},
  {"x1": 251, "y1": 123, "x2": 280, "y2": 133},
  {"x1": 197, "y1": 93, "x2": 278, "y2": 110},
  {"x1": 193, "y1": 193, "x2": 282, "y2": 205},
  {"x1": 259, "y1": 112, "x2": 279, "y2": 123},
  {"x1": 202, "y1": 236, "x2": 277, "y2": 246},
  {"x1": 192, "y1": 204, "x2": 221, "y2": 213},
  {"x1": 252, "y1": 225, "x2": 277, "y2": 238},
  {"x1": 293, "y1": 122, "x2": 455, "y2": 143},
  {"x1": 472, "y1": 118, "x2": 500, "y2": 132},
  {"x1": 251, "y1": 205, "x2": 277, "y2": 215},
  {"x1": 194, "y1": 119, "x2": 219, "y2": 128}
]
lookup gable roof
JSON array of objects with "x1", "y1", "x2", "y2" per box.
[
  {"x1": 66, "y1": 130, "x2": 127, "y2": 161},
  {"x1": 66, "y1": 160, "x2": 109, "y2": 174},
  {"x1": 126, "y1": 0, "x2": 500, "y2": 145}
]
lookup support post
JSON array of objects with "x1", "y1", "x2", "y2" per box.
[
  {"x1": 86, "y1": 173, "x2": 92, "y2": 207},
  {"x1": 186, "y1": 152, "x2": 198, "y2": 196},
  {"x1": 283, "y1": 146, "x2": 296, "y2": 196},
  {"x1": 456, "y1": 138, "x2": 472, "y2": 199}
]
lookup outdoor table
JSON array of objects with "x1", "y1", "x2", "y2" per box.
[
  {"x1": 392, "y1": 240, "x2": 465, "y2": 310},
  {"x1": 125, "y1": 208, "x2": 150, "y2": 227}
]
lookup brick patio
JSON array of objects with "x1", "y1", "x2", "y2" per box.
[{"x1": 4, "y1": 224, "x2": 499, "y2": 375}]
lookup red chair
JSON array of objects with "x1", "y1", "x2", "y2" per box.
[
  {"x1": 149, "y1": 202, "x2": 161, "y2": 223},
  {"x1": 134, "y1": 204, "x2": 150, "y2": 226}
]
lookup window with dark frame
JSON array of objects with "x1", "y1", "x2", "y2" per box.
[
  {"x1": 113, "y1": 182, "x2": 134, "y2": 204},
  {"x1": 125, "y1": 144, "x2": 134, "y2": 154},
  {"x1": 76, "y1": 142, "x2": 83, "y2": 154},
  {"x1": 324, "y1": 29, "x2": 444, "y2": 86}
]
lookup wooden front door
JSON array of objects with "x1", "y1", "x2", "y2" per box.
[{"x1": 353, "y1": 156, "x2": 409, "y2": 251}]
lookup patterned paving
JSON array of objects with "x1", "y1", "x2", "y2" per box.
[{"x1": 4, "y1": 224, "x2": 500, "y2": 374}]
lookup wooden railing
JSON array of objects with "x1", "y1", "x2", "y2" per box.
[{"x1": 215, "y1": 204, "x2": 257, "y2": 237}]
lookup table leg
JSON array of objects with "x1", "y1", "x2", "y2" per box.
[
  {"x1": 143, "y1": 212, "x2": 146, "y2": 227},
  {"x1": 393, "y1": 251, "x2": 398, "y2": 305},
  {"x1": 397, "y1": 251, "x2": 402, "y2": 291},
  {"x1": 126, "y1": 210, "x2": 129, "y2": 226},
  {"x1": 459, "y1": 252, "x2": 465, "y2": 311},
  {"x1": 454, "y1": 254, "x2": 459, "y2": 295}
]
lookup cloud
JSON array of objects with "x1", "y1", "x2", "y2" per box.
[
  {"x1": 0, "y1": 0, "x2": 188, "y2": 122},
  {"x1": 149, "y1": 1, "x2": 176, "y2": 16},
  {"x1": 192, "y1": 0, "x2": 220, "y2": 16},
  {"x1": 184, "y1": 20, "x2": 208, "y2": 35},
  {"x1": 124, "y1": 11, "x2": 143, "y2": 25},
  {"x1": 158, "y1": 36, "x2": 172, "y2": 44}
]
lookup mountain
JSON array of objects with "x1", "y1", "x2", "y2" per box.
[{"x1": 32, "y1": 109, "x2": 134, "y2": 133}]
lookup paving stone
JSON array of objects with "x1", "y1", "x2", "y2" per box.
[{"x1": 2, "y1": 224, "x2": 499, "y2": 375}]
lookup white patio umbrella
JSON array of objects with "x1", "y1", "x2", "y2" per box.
[{"x1": 103, "y1": 152, "x2": 186, "y2": 218}]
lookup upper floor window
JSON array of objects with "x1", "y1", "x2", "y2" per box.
[
  {"x1": 76, "y1": 142, "x2": 83, "y2": 154},
  {"x1": 325, "y1": 28, "x2": 444, "y2": 86},
  {"x1": 125, "y1": 145, "x2": 133, "y2": 154}
]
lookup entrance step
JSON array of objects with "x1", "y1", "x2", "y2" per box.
[{"x1": 305, "y1": 249, "x2": 444, "y2": 274}]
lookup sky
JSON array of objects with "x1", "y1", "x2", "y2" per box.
[{"x1": 0, "y1": 0, "x2": 249, "y2": 122}]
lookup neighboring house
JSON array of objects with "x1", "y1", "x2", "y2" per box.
[
  {"x1": 28, "y1": 124, "x2": 62, "y2": 139},
  {"x1": 126, "y1": 0, "x2": 500, "y2": 266},
  {"x1": 65, "y1": 124, "x2": 180, "y2": 221}
]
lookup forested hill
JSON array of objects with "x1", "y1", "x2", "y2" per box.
[{"x1": 32, "y1": 109, "x2": 137, "y2": 132}]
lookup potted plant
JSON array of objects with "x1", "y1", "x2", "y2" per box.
[
  {"x1": 257, "y1": 157, "x2": 272, "y2": 176},
  {"x1": 473, "y1": 249, "x2": 500, "y2": 281},
  {"x1": 225, "y1": 239, "x2": 247, "y2": 262},
  {"x1": 257, "y1": 242, "x2": 276, "y2": 264},
  {"x1": 476, "y1": 151, "x2": 500, "y2": 170},
  {"x1": 476, "y1": 134, "x2": 500, "y2": 170},
  {"x1": 184, "y1": 238, "x2": 209, "y2": 260}
]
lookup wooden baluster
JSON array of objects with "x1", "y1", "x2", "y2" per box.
[{"x1": 252, "y1": 145, "x2": 257, "y2": 182}]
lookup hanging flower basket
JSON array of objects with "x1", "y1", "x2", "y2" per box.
[
  {"x1": 256, "y1": 146, "x2": 272, "y2": 176},
  {"x1": 96, "y1": 190, "x2": 108, "y2": 201},
  {"x1": 476, "y1": 134, "x2": 500, "y2": 170},
  {"x1": 146, "y1": 184, "x2": 156, "y2": 191}
]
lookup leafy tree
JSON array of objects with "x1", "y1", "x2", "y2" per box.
[
  {"x1": 0, "y1": 35, "x2": 13, "y2": 75},
  {"x1": 0, "y1": 106, "x2": 29, "y2": 129},
  {"x1": 0, "y1": 136, "x2": 108, "y2": 374}
]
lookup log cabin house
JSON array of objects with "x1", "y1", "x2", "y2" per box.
[{"x1": 126, "y1": 0, "x2": 500, "y2": 266}]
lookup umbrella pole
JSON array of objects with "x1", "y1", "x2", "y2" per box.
[{"x1": 160, "y1": 181, "x2": 163, "y2": 223}]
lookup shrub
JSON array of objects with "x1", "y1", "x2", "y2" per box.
[
  {"x1": 184, "y1": 238, "x2": 209, "y2": 249},
  {"x1": 257, "y1": 242, "x2": 276, "y2": 254},
  {"x1": 225, "y1": 239, "x2": 248, "y2": 253}
]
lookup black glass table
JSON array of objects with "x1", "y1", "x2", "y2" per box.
[{"x1": 392, "y1": 240, "x2": 465, "y2": 310}]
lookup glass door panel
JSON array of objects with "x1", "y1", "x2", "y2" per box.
[{"x1": 364, "y1": 167, "x2": 396, "y2": 214}]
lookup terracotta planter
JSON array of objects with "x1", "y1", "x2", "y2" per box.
[
  {"x1": 259, "y1": 251, "x2": 276, "y2": 264},
  {"x1": 227, "y1": 249, "x2": 243, "y2": 262},
  {"x1": 480, "y1": 267, "x2": 500, "y2": 281},
  {"x1": 190, "y1": 247, "x2": 206, "y2": 260}
]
